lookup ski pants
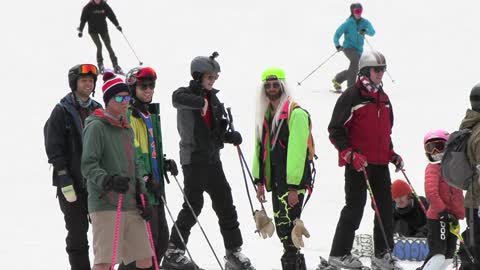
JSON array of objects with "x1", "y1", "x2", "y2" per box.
[
  {"x1": 330, "y1": 165, "x2": 394, "y2": 257},
  {"x1": 334, "y1": 48, "x2": 360, "y2": 88},
  {"x1": 57, "y1": 187, "x2": 91, "y2": 270},
  {"x1": 118, "y1": 202, "x2": 170, "y2": 269},
  {"x1": 169, "y1": 163, "x2": 243, "y2": 250},
  {"x1": 272, "y1": 189, "x2": 304, "y2": 253},
  {"x1": 89, "y1": 32, "x2": 118, "y2": 67},
  {"x1": 459, "y1": 208, "x2": 480, "y2": 269}
]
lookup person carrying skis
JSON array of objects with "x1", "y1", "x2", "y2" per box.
[
  {"x1": 457, "y1": 84, "x2": 480, "y2": 269},
  {"x1": 81, "y1": 72, "x2": 154, "y2": 270},
  {"x1": 161, "y1": 52, "x2": 255, "y2": 270},
  {"x1": 327, "y1": 50, "x2": 403, "y2": 270},
  {"x1": 252, "y1": 67, "x2": 312, "y2": 270},
  {"x1": 332, "y1": 3, "x2": 375, "y2": 93},
  {"x1": 421, "y1": 129, "x2": 465, "y2": 270},
  {"x1": 391, "y1": 179, "x2": 429, "y2": 238},
  {"x1": 117, "y1": 67, "x2": 179, "y2": 270},
  {"x1": 45, "y1": 64, "x2": 101, "y2": 270},
  {"x1": 77, "y1": 0, "x2": 124, "y2": 74}
]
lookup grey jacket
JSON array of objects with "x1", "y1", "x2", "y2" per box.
[{"x1": 459, "y1": 109, "x2": 480, "y2": 208}]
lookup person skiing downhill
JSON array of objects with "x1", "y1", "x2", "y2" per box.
[
  {"x1": 421, "y1": 130, "x2": 465, "y2": 270},
  {"x1": 252, "y1": 67, "x2": 312, "y2": 270},
  {"x1": 117, "y1": 67, "x2": 178, "y2": 269},
  {"x1": 45, "y1": 64, "x2": 102, "y2": 270},
  {"x1": 161, "y1": 52, "x2": 255, "y2": 270},
  {"x1": 332, "y1": 3, "x2": 375, "y2": 93},
  {"x1": 77, "y1": 0, "x2": 124, "y2": 74},
  {"x1": 327, "y1": 50, "x2": 403, "y2": 270}
]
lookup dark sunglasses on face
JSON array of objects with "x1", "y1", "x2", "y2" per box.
[
  {"x1": 372, "y1": 66, "x2": 386, "y2": 73},
  {"x1": 114, "y1": 95, "x2": 131, "y2": 103},
  {"x1": 139, "y1": 82, "x2": 155, "y2": 90},
  {"x1": 264, "y1": 82, "x2": 281, "y2": 90}
]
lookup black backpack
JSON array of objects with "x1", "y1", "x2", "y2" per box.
[{"x1": 441, "y1": 129, "x2": 475, "y2": 190}]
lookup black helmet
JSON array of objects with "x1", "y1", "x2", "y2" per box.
[
  {"x1": 68, "y1": 64, "x2": 98, "y2": 92},
  {"x1": 470, "y1": 83, "x2": 480, "y2": 112},
  {"x1": 190, "y1": 51, "x2": 221, "y2": 80},
  {"x1": 350, "y1": 3, "x2": 363, "y2": 15}
]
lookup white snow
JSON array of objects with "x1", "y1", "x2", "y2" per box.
[{"x1": 2, "y1": 0, "x2": 478, "y2": 269}]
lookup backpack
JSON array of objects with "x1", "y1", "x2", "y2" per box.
[{"x1": 441, "y1": 129, "x2": 474, "y2": 190}]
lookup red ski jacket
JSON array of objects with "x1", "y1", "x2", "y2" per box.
[
  {"x1": 425, "y1": 163, "x2": 465, "y2": 220},
  {"x1": 328, "y1": 81, "x2": 394, "y2": 165}
]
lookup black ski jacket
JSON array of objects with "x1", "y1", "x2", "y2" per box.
[
  {"x1": 45, "y1": 93, "x2": 102, "y2": 191},
  {"x1": 79, "y1": 1, "x2": 119, "y2": 34},
  {"x1": 393, "y1": 196, "x2": 429, "y2": 237}
]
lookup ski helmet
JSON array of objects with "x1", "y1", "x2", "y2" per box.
[
  {"x1": 126, "y1": 67, "x2": 157, "y2": 91},
  {"x1": 423, "y1": 129, "x2": 449, "y2": 144},
  {"x1": 350, "y1": 3, "x2": 363, "y2": 15},
  {"x1": 190, "y1": 51, "x2": 221, "y2": 80},
  {"x1": 470, "y1": 83, "x2": 480, "y2": 112},
  {"x1": 358, "y1": 50, "x2": 386, "y2": 77},
  {"x1": 261, "y1": 67, "x2": 286, "y2": 81},
  {"x1": 68, "y1": 64, "x2": 98, "y2": 92}
]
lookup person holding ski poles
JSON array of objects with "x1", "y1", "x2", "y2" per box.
[
  {"x1": 116, "y1": 67, "x2": 178, "y2": 269},
  {"x1": 332, "y1": 3, "x2": 375, "y2": 93},
  {"x1": 252, "y1": 67, "x2": 313, "y2": 270},
  {"x1": 421, "y1": 129, "x2": 465, "y2": 270},
  {"x1": 45, "y1": 63, "x2": 102, "y2": 270},
  {"x1": 327, "y1": 50, "x2": 403, "y2": 270},
  {"x1": 457, "y1": 84, "x2": 480, "y2": 269},
  {"x1": 81, "y1": 72, "x2": 154, "y2": 270},
  {"x1": 78, "y1": 0, "x2": 124, "y2": 74},
  {"x1": 162, "y1": 52, "x2": 255, "y2": 270}
]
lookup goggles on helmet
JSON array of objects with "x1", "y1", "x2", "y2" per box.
[{"x1": 79, "y1": 64, "x2": 98, "y2": 76}]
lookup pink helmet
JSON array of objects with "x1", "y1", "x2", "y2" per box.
[{"x1": 423, "y1": 129, "x2": 450, "y2": 144}]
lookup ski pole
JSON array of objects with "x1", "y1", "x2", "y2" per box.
[
  {"x1": 159, "y1": 194, "x2": 200, "y2": 270},
  {"x1": 400, "y1": 169, "x2": 428, "y2": 214},
  {"x1": 120, "y1": 31, "x2": 143, "y2": 66},
  {"x1": 449, "y1": 222, "x2": 477, "y2": 264},
  {"x1": 361, "y1": 168, "x2": 393, "y2": 255},
  {"x1": 111, "y1": 194, "x2": 123, "y2": 270},
  {"x1": 363, "y1": 37, "x2": 395, "y2": 83},
  {"x1": 172, "y1": 175, "x2": 224, "y2": 270},
  {"x1": 297, "y1": 51, "x2": 339, "y2": 86},
  {"x1": 139, "y1": 194, "x2": 159, "y2": 270}
]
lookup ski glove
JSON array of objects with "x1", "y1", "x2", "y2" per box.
[
  {"x1": 164, "y1": 158, "x2": 178, "y2": 176},
  {"x1": 58, "y1": 170, "x2": 77, "y2": 202},
  {"x1": 439, "y1": 211, "x2": 457, "y2": 225},
  {"x1": 144, "y1": 175, "x2": 163, "y2": 199},
  {"x1": 292, "y1": 218, "x2": 310, "y2": 248},
  {"x1": 103, "y1": 175, "x2": 130, "y2": 194},
  {"x1": 76, "y1": 27, "x2": 83, "y2": 38},
  {"x1": 340, "y1": 148, "x2": 368, "y2": 171},
  {"x1": 254, "y1": 210, "x2": 275, "y2": 239},
  {"x1": 225, "y1": 131, "x2": 242, "y2": 146},
  {"x1": 358, "y1": 29, "x2": 366, "y2": 36},
  {"x1": 136, "y1": 192, "x2": 153, "y2": 221},
  {"x1": 116, "y1": 25, "x2": 122, "y2": 32},
  {"x1": 336, "y1": 45, "x2": 344, "y2": 52},
  {"x1": 390, "y1": 152, "x2": 404, "y2": 172}
]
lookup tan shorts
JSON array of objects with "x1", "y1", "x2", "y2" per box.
[{"x1": 91, "y1": 210, "x2": 153, "y2": 265}]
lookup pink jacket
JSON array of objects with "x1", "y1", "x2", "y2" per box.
[{"x1": 425, "y1": 163, "x2": 465, "y2": 220}]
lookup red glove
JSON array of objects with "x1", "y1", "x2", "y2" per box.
[
  {"x1": 390, "y1": 152, "x2": 404, "y2": 172},
  {"x1": 340, "y1": 148, "x2": 368, "y2": 171}
]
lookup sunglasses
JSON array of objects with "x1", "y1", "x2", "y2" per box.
[
  {"x1": 424, "y1": 139, "x2": 446, "y2": 154},
  {"x1": 264, "y1": 82, "x2": 281, "y2": 90},
  {"x1": 372, "y1": 66, "x2": 386, "y2": 73},
  {"x1": 79, "y1": 64, "x2": 98, "y2": 75},
  {"x1": 139, "y1": 82, "x2": 155, "y2": 90},
  {"x1": 353, "y1": 8, "x2": 363, "y2": 15},
  {"x1": 114, "y1": 95, "x2": 131, "y2": 103}
]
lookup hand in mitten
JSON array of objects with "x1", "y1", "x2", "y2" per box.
[
  {"x1": 116, "y1": 25, "x2": 122, "y2": 32},
  {"x1": 358, "y1": 29, "x2": 366, "y2": 36},
  {"x1": 291, "y1": 218, "x2": 310, "y2": 248},
  {"x1": 103, "y1": 175, "x2": 130, "y2": 194},
  {"x1": 136, "y1": 192, "x2": 153, "y2": 221},
  {"x1": 336, "y1": 45, "x2": 344, "y2": 52},
  {"x1": 254, "y1": 210, "x2": 275, "y2": 239},
  {"x1": 164, "y1": 158, "x2": 178, "y2": 176},
  {"x1": 390, "y1": 152, "x2": 404, "y2": 172},
  {"x1": 76, "y1": 27, "x2": 83, "y2": 38},
  {"x1": 58, "y1": 170, "x2": 77, "y2": 202},
  {"x1": 340, "y1": 148, "x2": 368, "y2": 171},
  {"x1": 225, "y1": 131, "x2": 242, "y2": 146}
]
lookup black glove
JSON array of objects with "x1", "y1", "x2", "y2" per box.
[
  {"x1": 390, "y1": 152, "x2": 404, "y2": 172},
  {"x1": 78, "y1": 32, "x2": 83, "y2": 38},
  {"x1": 358, "y1": 29, "x2": 366, "y2": 36},
  {"x1": 144, "y1": 175, "x2": 163, "y2": 199},
  {"x1": 136, "y1": 192, "x2": 153, "y2": 221},
  {"x1": 116, "y1": 25, "x2": 122, "y2": 32},
  {"x1": 225, "y1": 131, "x2": 242, "y2": 146},
  {"x1": 438, "y1": 211, "x2": 457, "y2": 224},
  {"x1": 103, "y1": 175, "x2": 130, "y2": 194},
  {"x1": 336, "y1": 45, "x2": 344, "y2": 52},
  {"x1": 164, "y1": 158, "x2": 178, "y2": 176}
]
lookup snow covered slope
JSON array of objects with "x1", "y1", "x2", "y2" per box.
[{"x1": 2, "y1": 0, "x2": 479, "y2": 269}]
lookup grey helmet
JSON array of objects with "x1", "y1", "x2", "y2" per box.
[
  {"x1": 358, "y1": 50, "x2": 386, "y2": 76},
  {"x1": 470, "y1": 83, "x2": 480, "y2": 112},
  {"x1": 190, "y1": 51, "x2": 220, "y2": 80}
]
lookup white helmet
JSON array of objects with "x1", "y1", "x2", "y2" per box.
[{"x1": 358, "y1": 50, "x2": 386, "y2": 70}]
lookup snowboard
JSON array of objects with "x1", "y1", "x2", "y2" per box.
[{"x1": 352, "y1": 234, "x2": 429, "y2": 262}]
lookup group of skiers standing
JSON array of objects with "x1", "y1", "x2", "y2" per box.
[{"x1": 43, "y1": 1, "x2": 480, "y2": 270}]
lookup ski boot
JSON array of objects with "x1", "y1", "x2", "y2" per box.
[
  {"x1": 371, "y1": 252, "x2": 403, "y2": 270},
  {"x1": 332, "y1": 79, "x2": 342, "y2": 93},
  {"x1": 281, "y1": 252, "x2": 306, "y2": 270},
  {"x1": 161, "y1": 245, "x2": 203, "y2": 270},
  {"x1": 317, "y1": 255, "x2": 370, "y2": 270},
  {"x1": 98, "y1": 63, "x2": 105, "y2": 74},
  {"x1": 114, "y1": 65, "x2": 125, "y2": 75},
  {"x1": 224, "y1": 247, "x2": 255, "y2": 270}
]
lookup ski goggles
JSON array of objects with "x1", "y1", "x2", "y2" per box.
[
  {"x1": 113, "y1": 95, "x2": 131, "y2": 103},
  {"x1": 79, "y1": 64, "x2": 98, "y2": 76},
  {"x1": 353, "y1": 8, "x2": 363, "y2": 15},
  {"x1": 264, "y1": 82, "x2": 281, "y2": 90},
  {"x1": 424, "y1": 139, "x2": 446, "y2": 154},
  {"x1": 372, "y1": 66, "x2": 386, "y2": 73},
  {"x1": 138, "y1": 82, "x2": 155, "y2": 90}
]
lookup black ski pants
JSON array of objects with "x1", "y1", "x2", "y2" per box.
[
  {"x1": 272, "y1": 189, "x2": 304, "y2": 253},
  {"x1": 459, "y1": 208, "x2": 480, "y2": 269},
  {"x1": 169, "y1": 163, "x2": 243, "y2": 250},
  {"x1": 57, "y1": 187, "x2": 91, "y2": 270},
  {"x1": 89, "y1": 32, "x2": 118, "y2": 67},
  {"x1": 330, "y1": 165, "x2": 394, "y2": 257}
]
